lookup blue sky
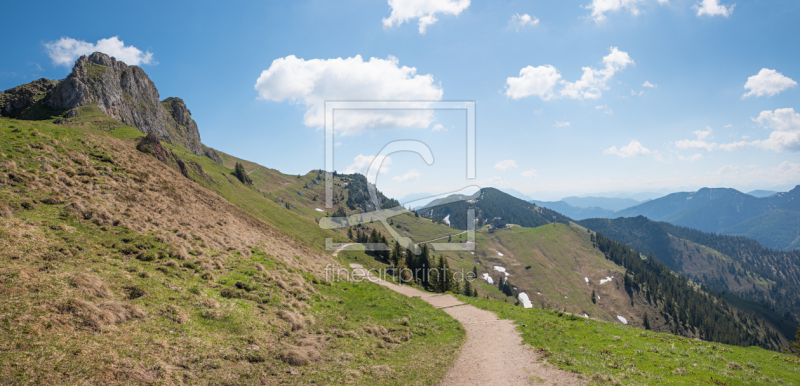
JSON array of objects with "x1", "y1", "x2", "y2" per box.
[{"x1": 2, "y1": 0, "x2": 799, "y2": 201}]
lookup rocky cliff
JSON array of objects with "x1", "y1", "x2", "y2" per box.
[{"x1": 44, "y1": 52, "x2": 217, "y2": 159}]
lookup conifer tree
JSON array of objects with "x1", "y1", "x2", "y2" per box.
[
  {"x1": 643, "y1": 312, "x2": 651, "y2": 330},
  {"x1": 591, "y1": 290, "x2": 596, "y2": 304}
]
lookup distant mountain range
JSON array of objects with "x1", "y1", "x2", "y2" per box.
[
  {"x1": 614, "y1": 186, "x2": 800, "y2": 250},
  {"x1": 530, "y1": 196, "x2": 642, "y2": 220}
]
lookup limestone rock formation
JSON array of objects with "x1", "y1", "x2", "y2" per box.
[{"x1": 45, "y1": 52, "x2": 217, "y2": 161}]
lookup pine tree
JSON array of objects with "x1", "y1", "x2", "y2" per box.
[
  {"x1": 464, "y1": 278, "x2": 473, "y2": 298},
  {"x1": 234, "y1": 162, "x2": 251, "y2": 184},
  {"x1": 790, "y1": 326, "x2": 800, "y2": 354},
  {"x1": 347, "y1": 228, "x2": 353, "y2": 240},
  {"x1": 643, "y1": 312, "x2": 651, "y2": 330},
  {"x1": 591, "y1": 290, "x2": 596, "y2": 304}
]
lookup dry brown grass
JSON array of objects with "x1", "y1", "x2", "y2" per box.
[
  {"x1": 70, "y1": 273, "x2": 113, "y2": 298},
  {"x1": 58, "y1": 298, "x2": 145, "y2": 331},
  {"x1": 279, "y1": 346, "x2": 321, "y2": 366}
]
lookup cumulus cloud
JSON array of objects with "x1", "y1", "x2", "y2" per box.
[
  {"x1": 675, "y1": 127, "x2": 718, "y2": 151},
  {"x1": 672, "y1": 112, "x2": 800, "y2": 153},
  {"x1": 254, "y1": 55, "x2": 443, "y2": 135},
  {"x1": 505, "y1": 47, "x2": 633, "y2": 101},
  {"x1": 44, "y1": 36, "x2": 154, "y2": 67},
  {"x1": 596, "y1": 105, "x2": 613, "y2": 114},
  {"x1": 494, "y1": 159, "x2": 518, "y2": 170},
  {"x1": 694, "y1": 127, "x2": 712, "y2": 140},
  {"x1": 642, "y1": 81, "x2": 657, "y2": 88},
  {"x1": 521, "y1": 169, "x2": 539, "y2": 178},
  {"x1": 505, "y1": 65, "x2": 561, "y2": 100},
  {"x1": 587, "y1": 0, "x2": 669, "y2": 23},
  {"x1": 694, "y1": 0, "x2": 734, "y2": 17},
  {"x1": 344, "y1": 155, "x2": 392, "y2": 180},
  {"x1": 560, "y1": 47, "x2": 634, "y2": 100},
  {"x1": 553, "y1": 121, "x2": 571, "y2": 127},
  {"x1": 510, "y1": 13, "x2": 539, "y2": 30},
  {"x1": 382, "y1": 0, "x2": 470, "y2": 34},
  {"x1": 393, "y1": 169, "x2": 421, "y2": 181},
  {"x1": 679, "y1": 153, "x2": 703, "y2": 162},
  {"x1": 432, "y1": 124, "x2": 447, "y2": 132},
  {"x1": 753, "y1": 108, "x2": 800, "y2": 152},
  {"x1": 743, "y1": 69, "x2": 796, "y2": 98},
  {"x1": 603, "y1": 140, "x2": 651, "y2": 158}
]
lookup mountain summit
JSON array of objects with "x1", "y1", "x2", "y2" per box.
[{"x1": 1, "y1": 52, "x2": 220, "y2": 163}]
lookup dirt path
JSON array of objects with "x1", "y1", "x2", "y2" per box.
[{"x1": 350, "y1": 264, "x2": 584, "y2": 385}]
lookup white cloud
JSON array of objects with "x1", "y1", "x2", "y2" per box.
[
  {"x1": 254, "y1": 55, "x2": 442, "y2": 135},
  {"x1": 719, "y1": 141, "x2": 749, "y2": 151},
  {"x1": 521, "y1": 169, "x2": 539, "y2": 178},
  {"x1": 741, "y1": 135, "x2": 749, "y2": 139},
  {"x1": 603, "y1": 140, "x2": 651, "y2": 158},
  {"x1": 631, "y1": 89, "x2": 644, "y2": 96},
  {"x1": 694, "y1": 127, "x2": 712, "y2": 140},
  {"x1": 343, "y1": 154, "x2": 392, "y2": 180},
  {"x1": 596, "y1": 105, "x2": 613, "y2": 114},
  {"x1": 679, "y1": 153, "x2": 703, "y2": 162},
  {"x1": 560, "y1": 47, "x2": 634, "y2": 100},
  {"x1": 510, "y1": 13, "x2": 539, "y2": 30},
  {"x1": 753, "y1": 108, "x2": 800, "y2": 152},
  {"x1": 393, "y1": 169, "x2": 421, "y2": 181},
  {"x1": 432, "y1": 123, "x2": 447, "y2": 132},
  {"x1": 334, "y1": 142, "x2": 343, "y2": 147},
  {"x1": 675, "y1": 127, "x2": 717, "y2": 151},
  {"x1": 44, "y1": 36, "x2": 154, "y2": 67},
  {"x1": 587, "y1": 0, "x2": 669, "y2": 23},
  {"x1": 505, "y1": 65, "x2": 561, "y2": 100},
  {"x1": 743, "y1": 68, "x2": 796, "y2": 98},
  {"x1": 724, "y1": 124, "x2": 733, "y2": 128},
  {"x1": 642, "y1": 81, "x2": 657, "y2": 88},
  {"x1": 553, "y1": 121, "x2": 571, "y2": 127},
  {"x1": 675, "y1": 139, "x2": 716, "y2": 151},
  {"x1": 506, "y1": 47, "x2": 633, "y2": 101},
  {"x1": 382, "y1": 0, "x2": 470, "y2": 34},
  {"x1": 494, "y1": 159, "x2": 518, "y2": 170},
  {"x1": 694, "y1": 0, "x2": 734, "y2": 17}
]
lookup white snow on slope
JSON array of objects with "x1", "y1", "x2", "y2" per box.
[
  {"x1": 600, "y1": 276, "x2": 614, "y2": 284},
  {"x1": 518, "y1": 292, "x2": 533, "y2": 308},
  {"x1": 617, "y1": 315, "x2": 628, "y2": 325},
  {"x1": 482, "y1": 273, "x2": 494, "y2": 284},
  {"x1": 443, "y1": 214, "x2": 450, "y2": 225},
  {"x1": 493, "y1": 266, "x2": 509, "y2": 276},
  {"x1": 497, "y1": 251, "x2": 504, "y2": 256},
  {"x1": 584, "y1": 277, "x2": 589, "y2": 284},
  {"x1": 315, "y1": 208, "x2": 324, "y2": 212}
]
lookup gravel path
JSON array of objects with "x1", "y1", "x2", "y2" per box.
[{"x1": 350, "y1": 264, "x2": 585, "y2": 385}]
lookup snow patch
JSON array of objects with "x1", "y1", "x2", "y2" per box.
[
  {"x1": 493, "y1": 266, "x2": 509, "y2": 276},
  {"x1": 482, "y1": 273, "x2": 494, "y2": 284},
  {"x1": 443, "y1": 214, "x2": 450, "y2": 225},
  {"x1": 497, "y1": 251, "x2": 504, "y2": 256},
  {"x1": 617, "y1": 315, "x2": 628, "y2": 325},
  {"x1": 584, "y1": 314, "x2": 589, "y2": 318},
  {"x1": 470, "y1": 252, "x2": 475, "y2": 255},
  {"x1": 600, "y1": 276, "x2": 614, "y2": 284},
  {"x1": 518, "y1": 292, "x2": 533, "y2": 308},
  {"x1": 315, "y1": 208, "x2": 324, "y2": 212},
  {"x1": 584, "y1": 277, "x2": 589, "y2": 284}
]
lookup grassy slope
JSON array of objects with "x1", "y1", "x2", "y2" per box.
[
  {"x1": 0, "y1": 117, "x2": 463, "y2": 385},
  {"x1": 459, "y1": 296, "x2": 800, "y2": 385}
]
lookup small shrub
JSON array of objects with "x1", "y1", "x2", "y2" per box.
[
  {"x1": 727, "y1": 362, "x2": 743, "y2": 370},
  {"x1": 161, "y1": 305, "x2": 188, "y2": 324},
  {"x1": 123, "y1": 285, "x2": 146, "y2": 299}
]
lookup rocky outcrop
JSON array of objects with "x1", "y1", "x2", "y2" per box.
[
  {"x1": 46, "y1": 52, "x2": 218, "y2": 161},
  {"x1": 0, "y1": 78, "x2": 58, "y2": 118}
]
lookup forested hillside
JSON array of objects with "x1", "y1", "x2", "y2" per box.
[
  {"x1": 612, "y1": 187, "x2": 800, "y2": 250},
  {"x1": 423, "y1": 188, "x2": 570, "y2": 229},
  {"x1": 579, "y1": 216, "x2": 800, "y2": 339}
]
